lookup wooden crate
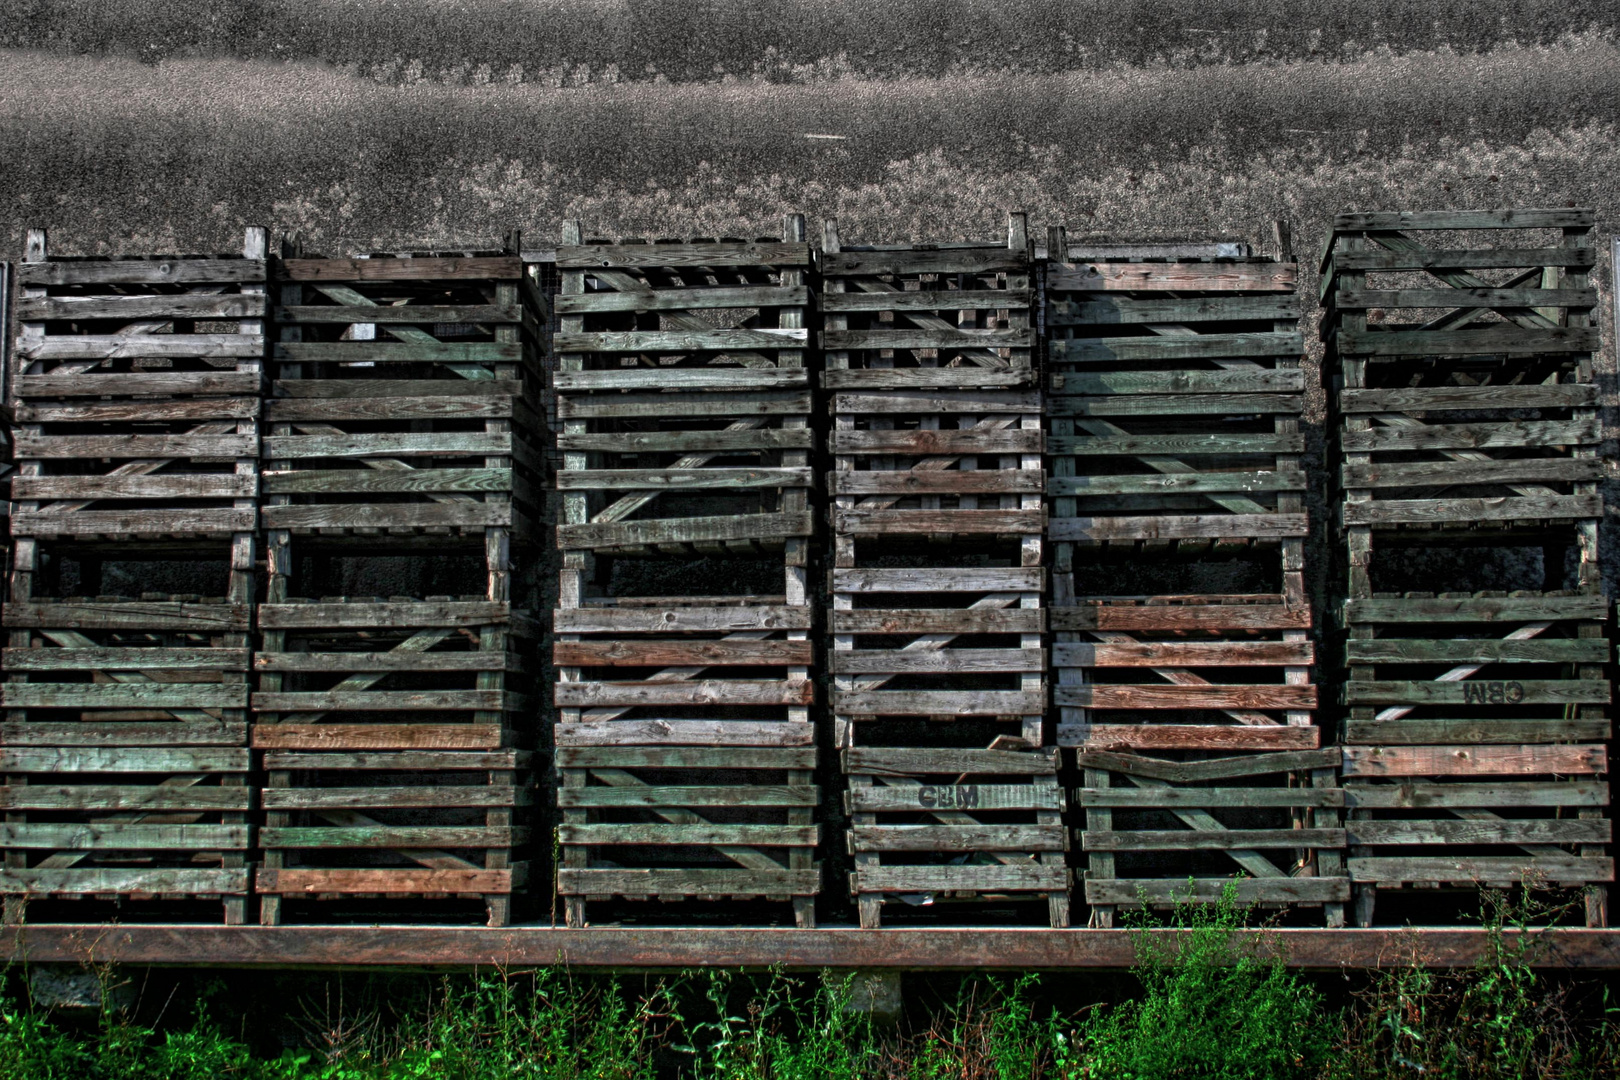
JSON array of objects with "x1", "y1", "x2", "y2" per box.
[
  {"x1": 842, "y1": 745, "x2": 1067, "y2": 927},
  {"x1": 9, "y1": 228, "x2": 264, "y2": 544},
  {"x1": 1, "y1": 594, "x2": 253, "y2": 923},
  {"x1": 823, "y1": 214, "x2": 1062, "y2": 926},
  {"x1": 553, "y1": 219, "x2": 818, "y2": 927},
  {"x1": 264, "y1": 237, "x2": 545, "y2": 545},
  {"x1": 1075, "y1": 748, "x2": 1346, "y2": 919},
  {"x1": 1324, "y1": 209, "x2": 1610, "y2": 927}
]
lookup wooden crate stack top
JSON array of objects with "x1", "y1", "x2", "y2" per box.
[
  {"x1": 2, "y1": 228, "x2": 265, "y2": 923},
  {"x1": 1047, "y1": 225, "x2": 1343, "y2": 926},
  {"x1": 825, "y1": 214, "x2": 1066, "y2": 928},
  {"x1": 254, "y1": 237, "x2": 546, "y2": 927},
  {"x1": 552, "y1": 219, "x2": 819, "y2": 927},
  {"x1": 1322, "y1": 208, "x2": 1611, "y2": 927}
]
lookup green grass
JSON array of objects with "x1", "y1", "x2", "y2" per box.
[{"x1": 4, "y1": 890, "x2": 1618, "y2": 1079}]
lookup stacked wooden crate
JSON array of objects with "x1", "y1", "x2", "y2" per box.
[
  {"x1": 1047, "y1": 226, "x2": 1345, "y2": 926},
  {"x1": 1322, "y1": 208, "x2": 1611, "y2": 926},
  {"x1": 254, "y1": 238, "x2": 545, "y2": 926},
  {"x1": 551, "y1": 219, "x2": 819, "y2": 927},
  {"x1": 825, "y1": 214, "x2": 1066, "y2": 928},
  {"x1": 2, "y1": 228, "x2": 265, "y2": 923}
]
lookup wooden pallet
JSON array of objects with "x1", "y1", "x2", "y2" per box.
[
  {"x1": 1, "y1": 594, "x2": 253, "y2": 923},
  {"x1": 9, "y1": 228, "x2": 264, "y2": 544},
  {"x1": 1075, "y1": 748, "x2": 1346, "y2": 922},
  {"x1": 824, "y1": 214, "x2": 1061, "y2": 926},
  {"x1": 842, "y1": 745, "x2": 1067, "y2": 927},
  {"x1": 265, "y1": 237, "x2": 545, "y2": 545},
  {"x1": 554, "y1": 220, "x2": 817, "y2": 927},
  {"x1": 1325, "y1": 209, "x2": 1610, "y2": 927}
]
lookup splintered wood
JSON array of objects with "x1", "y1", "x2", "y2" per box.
[
  {"x1": 1323, "y1": 208, "x2": 1611, "y2": 928},
  {"x1": 825, "y1": 215, "x2": 1064, "y2": 928},
  {"x1": 1, "y1": 229, "x2": 263, "y2": 923},
  {"x1": 254, "y1": 238, "x2": 547, "y2": 927},
  {"x1": 1048, "y1": 226, "x2": 1341, "y2": 926},
  {"x1": 552, "y1": 220, "x2": 818, "y2": 927}
]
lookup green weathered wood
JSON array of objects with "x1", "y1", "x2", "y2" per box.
[
  {"x1": 1345, "y1": 639, "x2": 1608, "y2": 664},
  {"x1": 0, "y1": 721, "x2": 245, "y2": 746},
  {"x1": 260, "y1": 827, "x2": 523, "y2": 849},
  {"x1": 1345, "y1": 595, "x2": 1609, "y2": 625},
  {"x1": 1082, "y1": 828, "x2": 1345, "y2": 851},
  {"x1": 554, "y1": 329, "x2": 806, "y2": 353},
  {"x1": 558, "y1": 390, "x2": 810, "y2": 420},
  {"x1": 1336, "y1": 326, "x2": 1598, "y2": 357},
  {"x1": 1335, "y1": 288, "x2": 1596, "y2": 310},
  {"x1": 1079, "y1": 787, "x2": 1344, "y2": 808},
  {"x1": 1332, "y1": 247, "x2": 1595, "y2": 271},
  {"x1": 1339, "y1": 418, "x2": 1599, "y2": 453},
  {"x1": 556, "y1": 467, "x2": 811, "y2": 491},
  {"x1": 556, "y1": 284, "x2": 809, "y2": 313},
  {"x1": 0, "y1": 684, "x2": 248, "y2": 709},
  {"x1": 1049, "y1": 294, "x2": 1298, "y2": 325},
  {"x1": 843, "y1": 747, "x2": 1058, "y2": 776},
  {"x1": 854, "y1": 865, "x2": 1068, "y2": 892},
  {"x1": 820, "y1": 328, "x2": 1030, "y2": 351},
  {"x1": 1347, "y1": 856, "x2": 1612, "y2": 883},
  {"x1": 1340, "y1": 385, "x2": 1597, "y2": 412},
  {"x1": 555, "y1": 747, "x2": 816, "y2": 770},
  {"x1": 1341, "y1": 458, "x2": 1603, "y2": 489},
  {"x1": 556, "y1": 786, "x2": 816, "y2": 809},
  {"x1": 847, "y1": 785, "x2": 1064, "y2": 812},
  {"x1": 1048, "y1": 432, "x2": 1304, "y2": 456},
  {"x1": 0, "y1": 785, "x2": 251, "y2": 811},
  {"x1": 0, "y1": 824, "x2": 250, "y2": 850},
  {"x1": 1050, "y1": 332, "x2": 1301, "y2": 363},
  {"x1": 260, "y1": 432, "x2": 516, "y2": 458},
  {"x1": 559, "y1": 824, "x2": 818, "y2": 846},
  {"x1": 17, "y1": 258, "x2": 265, "y2": 286},
  {"x1": 821, "y1": 368, "x2": 1031, "y2": 390},
  {"x1": 1085, "y1": 878, "x2": 1349, "y2": 905},
  {"x1": 1050, "y1": 513, "x2": 1306, "y2": 542},
  {"x1": 1048, "y1": 471, "x2": 1304, "y2": 497},
  {"x1": 556, "y1": 868, "x2": 819, "y2": 896},
  {"x1": 850, "y1": 824, "x2": 1063, "y2": 852},
  {"x1": 2, "y1": 602, "x2": 250, "y2": 633},
  {"x1": 0, "y1": 647, "x2": 248, "y2": 671},
  {"x1": 556, "y1": 429, "x2": 812, "y2": 454},
  {"x1": 260, "y1": 787, "x2": 526, "y2": 810},
  {"x1": 0, "y1": 748, "x2": 248, "y2": 772},
  {"x1": 1343, "y1": 679, "x2": 1609, "y2": 705},
  {"x1": 0, "y1": 868, "x2": 249, "y2": 895},
  {"x1": 1052, "y1": 370, "x2": 1303, "y2": 395},
  {"x1": 1342, "y1": 781, "x2": 1608, "y2": 809}
]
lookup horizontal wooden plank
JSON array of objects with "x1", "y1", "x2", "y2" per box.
[
  {"x1": 1048, "y1": 470, "x2": 1305, "y2": 498},
  {"x1": 1049, "y1": 432, "x2": 1303, "y2": 456},
  {"x1": 1057, "y1": 684, "x2": 1316, "y2": 710},
  {"x1": 262, "y1": 468, "x2": 512, "y2": 496},
  {"x1": 1075, "y1": 749, "x2": 1338, "y2": 782},
  {"x1": 265, "y1": 396, "x2": 516, "y2": 421},
  {"x1": 821, "y1": 249, "x2": 1024, "y2": 275},
  {"x1": 256, "y1": 868, "x2": 517, "y2": 894},
  {"x1": 1345, "y1": 638, "x2": 1609, "y2": 665},
  {"x1": 1342, "y1": 495, "x2": 1602, "y2": 526},
  {"x1": 820, "y1": 367, "x2": 1032, "y2": 390},
  {"x1": 831, "y1": 469, "x2": 1042, "y2": 495},
  {"x1": 830, "y1": 429, "x2": 1041, "y2": 456},
  {"x1": 1086, "y1": 878, "x2": 1349, "y2": 905},
  {"x1": 1342, "y1": 745, "x2": 1607, "y2": 777},
  {"x1": 557, "y1": 429, "x2": 813, "y2": 453},
  {"x1": 843, "y1": 747, "x2": 1058, "y2": 776},
  {"x1": 832, "y1": 567, "x2": 1043, "y2": 593},
  {"x1": 260, "y1": 827, "x2": 522, "y2": 850},
  {"x1": 276, "y1": 342, "x2": 523, "y2": 363},
  {"x1": 249, "y1": 724, "x2": 508, "y2": 750},
  {"x1": 821, "y1": 328, "x2": 1031, "y2": 351},
  {"x1": 4, "y1": 602, "x2": 250, "y2": 632},
  {"x1": 1051, "y1": 392, "x2": 1302, "y2": 418},
  {"x1": 1083, "y1": 828, "x2": 1344, "y2": 851},
  {"x1": 1342, "y1": 781, "x2": 1608, "y2": 809},
  {"x1": 14, "y1": 434, "x2": 257, "y2": 459},
  {"x1": 556, "y1": 786, "x2": 817, "y2": 809},
  {"x1": 0, "y1": 683, "x2": 247, "y2": 709},
  {"x1": 1332, "y1": 247, "x2": 1595, "y2": 272},
  {"x1": 1050, "y1": 513, "x2": 1307, "y2": 541},
  {"x1": 261, "y1": 432, "x2": 516, "y2": 458},
  {"x1": 558, "y1": 243, "x2": 809, "y2": 269},
  {"x1": 1079, "y1": 787, "x2": 1345, "y2": 809},
  {"x1": 553, "y1": 368, "x2": 808, "y2": 391},
  {"x1": 1332, "y1": 209, "x2": 1594, "y2": 230},
  {"x1": 258, "y1": 601, "x2": 513, "y2": 630},
  {"x1": 555, "y1": 680, "x2": 813, "y2": 708},
  {"x1": 252, "y1": 690, "x2": 514, "y2": 713},
  {"x1": 558, "y1": 511, "x2": 813, "y2": 549},
  {"x1": 1341, "y1": 457, "x2": 1604, "y2": 489},
  {"x1": 261, "y1": 787, "x2": 523, "y2": 810},
  {"x1": 254, "y1": 652, "x2": 510, "y2": 673},
  {"x1": 556, "y1": 868, "x2": 819, "y2": 897},
  {"x1": 833, "y1": 389, "x2": 1038, "y2": 414},
  {"x1": 1071, "y1": 725, "x2": 1321, "y2": 750},
  {"x1": 559, "y1": 824, "x2": 817, "y2": 847},
  {"x1": 18, "y1": 258, "x2": 265, "y2": 286},
  {"x1": 261, "y1": 751, "x2": 525, "y2": 770},
  {"x1": 13, "y1": 508, "x2": 257, "y2": 537},
  {"x1": 0, "y1": 785, "x2": 251, "y2": 812},
  {"x1": 556, "y1": 747, "x2": 816, "y2": 770},
  {"x1": 820, "y1": 288, "x2": 1026, "y2": 313},
  {"x1": 19, "y1": 334, "x2": 262, "y2": 360},
  {"x1": 1055, "y1": 640, "x2": 1313, "y2": 667},
  {"x1": 10, "y1": 475, "x2": 257, "y2": 501},
  {"x1": 555, "y1": 285, "x2": 808, "y2": 313},
  {"x1": 1345, "y1": 595, "x2": 1609, "y2": 624},
  {"x1": 0, "y1": 868, "x2": 248, "y2": 895},
  {"x1": 1339, "y1": 418, "x2": 1599, "y2": 452},
  {"x1": 0, "y1": 747, "x2": 248, "y2": 772},
  {"x1": 1050, "y1": 294, "x2": 1298, "y2": 324},
  {"x1": 1, "y1": 646, "x2": 249, "y2": 672},
  {"x1": 1048, "y1": 261, "x2": 1297, "y2": 292},
  {"x1": 1337, "y1": 326, "x2": 1599, "y2": 357},
  {"x1": 1052, "y1": 369, "x2": 1304, "y2": 395},
  {"x1": 554, "y1": 606, "x2": 811, "y2": 633},
  {"x1": 835, "y1": 508, "x2": 1043, "y2": 535},
  {"x1": 18, "y1": 293, "x2": 266, "y2": 320},
  {"x1": 847, "y1": 784, "x2": 1063, "y2": 812},
  {"x1": 835, "y1": 690, "x2": 1044, "y2": 716},
  {"x1": 1053, "y1": 601, "x2": 1309, "y2": 632},
  {"x1": 1347, "y1": 819, "x2": 1611, "y2": 846},
  {"x1": 553, "y1": 720, "x2": 815, "y2": 747},
  {"x1": 850, "y1": 824, "x2": 1064, "y2": 852},
  {"x1": 18, "y1": 397, "x2": 260, "y2": 423},
  {"x1": 280, "y1": 256, "x2": 522, "y2": 281},
  {"x1": 560, "y1": 389, "x2": 812, "y2": 420},
  {"x1": 0, "y1": 823, "x2": 249, "y2": 850},
  {"x1": 854, "y1": 865, "x2": 1068, "y2": 893},
  {"x1": 1344, "y1": 719, "x2": 1611, "y2": 745},
  {"x1": 261, "y1": 503, "x2": 512, "y2": 530},
  {"x1": 552, "y1": 639, "x2": 812, "y2": 667},
  {"x1": 1342, "y1": 679, "x2": 1609, "y2": 706},
  {"x1": 555, "y1": 329, "x2": 807, "y2": 353},
  {"x1": 1050, "y1": 332, "x2": 1302, "y2": 364},
  {"x1": 1334, "y1": 287, "x2": 1597, "y2": 310},
  {"x1": 275, "y1": 303, "x2": 521, "y2": 324},
  {"x1": 556, "y1": 467, "x2": 812, "y2": 491},
  {"x1": 1347, "y1": 856, "x2": 1612, "y2": 885},
  {"x1": 16, "y1": 372, "x2": 261, "y2": 398},
  {"x1": 831, "y1": 609, "x2": 1044, "y2": 634},
  {"x1": 830, "y1": 648, "x2": 1045, "y2": 674}
]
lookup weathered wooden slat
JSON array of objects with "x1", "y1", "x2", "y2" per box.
[
  {"x1": 260, "y1": 432, "x2": 517, "y2": 458},
  {"x1": 1083, "y1": 828, "x2": 1344, "y2": 851},
  {"x1": 261, "y1": 468, "x2": 512, "y2": 496},
  {"x1": 552, "y1": 639, "x2": 812, "y2": 667},
  {"x1": 556, "y1": 869, "x2": 819, "y2": 896},
  {"x1": 1050, "y1": 294, "x2": 1298, "y2": 324},
  {"x1": 1341, "y1": 458, "x2": 1604, "y2": 489},
  {"x1": 1347, "y1": 819, "x2": 1611, "y2": 846},
  {"x1": 831, "y1": 609, "x2": 1044, "y2": 634},
  {"x1": 0, "y1": 720, "x2": 244, "y2": 746},
  {"x1": 275, "y1": 303, "x2": 520, "y2": 324},
  {"x1": 260, "y1": 787, "x2": 524, "y2": 810},
  {"x1": 260, "y1": 827, "x2": 523, "y2": 849},
  {"x1": 1072, "y1": 725, "x2": 1321, "y2": 750},
  {"x1": 19, "y1": 335, "x2": 263, "y2": 360},
  {"x1": 261, "y1": 503, "x2": 513, "y2": 530},
  {"x1": 1343, "y1": 679, "x2": 1609, "y2": 705},
  {"x1": 254, "y1": 652, "x2": 510, "y2": 674},
  {"x1": 820, "y1": 368, "x2": 1032, "y2": 390},
  {"x1": 1053, "y1": 602, "x2": 1309, "y2": 632},
  {"x1": 832, "y1": 568, "x2": 1043, "y2": 593},
  {"x1": 280, "y1": 256, "x2": 522, "y2": 281},
  {"x1": 1342, "y1": 781, "x2": 1609, "y2": 809},
  {"x1": 1050, "y1": 513, "x2": 1307, "y2": 541},
  {"x1": 831, "y1": 648, "x2": 1045, "y2": 674},
  {"x1": 1049, "y1": 432, "x2": 1303, "y2": 456},
  {"x1": 1048, "y1": 262, "x2": 1297, "y2": 292},
  {"x1": 554, "y1": 329, "x2": 807, "y2": 353},
  {"x1": 0, "y1": 683, "x2": 247, "y2": 709},
  {"x1": 1048, "y1": 471, "x2": 1305, "y2": 498},
  {"x1": 843, "y1": 747, "x2": 1058, "y2": 776},
  {"x1": 1050, "y1": 332, "x2": 1302, "y2": 363},
  {"x1": 555, "y1": 680, "x2": 813, "y2": 707},
  {"x1": 265, "y1": 397, "x2": 517, "y2": 422},
  {"x1": 1347, "y1": 856, "x2": 1612, "y2": 884},
  {"x1": 0, "y1": 785, "x2": 251, "y2": 811},
  {"x1": 1075, "y1": 749, "x2": 1337, "y2": 782},
  {"x1": 1346, "y1": 718, "x2": 1611, "y2": 745},
  {"x1": 847, "y1": 785, "x2": 1063, "y2": 812},
  {"x1": 1342, "y1": 745, "x2": 1607, "y2": 777},
  {"x1": 1080, "y1": 787, "x2": 1344, "y2": 809},
  {"x1": 261, "y1": 751, "x2": 525, "y2": 770},
  {"x1": 1055, "y1": 641, "x2": 1313, "y2": 667},
  {"x1": 256, "y1": 868, "x2": 517, "y2": 894},
  {"x1": 558, "y1": 511, "x2": 813, "y2": 549},
  {"x1": 850, "y1": 825, "x2": 1064, "y2": 852},
  {"x1": 4, "y1": 602, "x2": 250, "y2": 632},
  {"x1": 13, "y1": 434, "x2": 257, "y2": 459},
  {"x1": 820, "y1": 329, "x2": 1031, "y2": 351},
  {"x1": 552, "y1": 368, "x2": 808, "y2": 391},
  {"x1": 0, "y1": 824, "x2": 249, "y2": 850},
  {"x1": 557, "y1": 429, "x2": 813, "y2": 453},
  {"x1": 251, "y1": 690, "x2": 514, "y2": 713},
  {"x1": 556, "y1": 786, "x2": 816, "y2": 808},
  {"x1": 1056, "y1": 685, "x2": 1316, "y2": 710},
  {"x1": 21, "y1": 396, "x2": 257, "y2": 425},
  {"x1": 831, "y1": 470, "x2": 1041, "y2": 495},
  {"x1": 272, "y1": 379, "x2": 526, "y2": 400},
  {"x1": 0, "y1": 868, "x2": 249, "y2": 894},
  {"x1": 559, "y1": 824, "x2": 818, "y2": 846},
  {"x1": 1335, "y1": 288, "x2": 1597, "y2": 310},
  {"x1": 1342, "y1": 384, "x2": 1597, "y2": 412},
  {"x1": 831, "y1": 429, "x2": 1042, "y2": 454},
  {"x1": 1338, "y1": 325, "x2": 1599, "y2": 357},
  {"x1": 1050, "y1": 393, "x2": 1302, "y2": 418},
  {"x1": 833, "y1": 390, "x2": 1038, "y2": 414},
  {"x1": 1332, "y1": 247, "x2": 1595, "y2": 272},
  {"x1": 556, "y1": 285, "x2": 808, "y2": 313},
  {"x1": 1333, "y1": 209, "x2": 1594, "y2": 230},
  {"x1": 556, "y1": 747, "x2": 816, "y2": 770},
  {"x1": 1086, "y1": 878, "x2": 1349, "y2": 904},
  {"x1": 1343, "y1": 496, "x2": 1601, "y2": 527},
  {"x1": 558, "y1": 243, "x2": 809, "y2": 268},
  {"x1": 13, "y1": 508, "x2": 257, "y2": 537},
  {"x1": 835, "y1": 508, "x2": 1043, "y2": 535},
  {"x1": 556, "y1": 467, "x2": 812, "y2": 491},
  {"x1": 821, "y1": 249, "x2": 1023, "y2": 275},
  {"x1": 16, "y1": 372, "x2": 261, "y2": 398},
  {"x1": 10, "y1": 475, "x2": 258, "y2": 501},
  {"x1": 258, "y1": 601, "x2": 513, "y2": 630},
  {"x1": 1344, "y1": 595, "x2": 1608, "y2": 623},
  {"x1": 0, "y1": 747, "x2": 248, "y2": 772},
  {"x1": 553, "y1": 720, "x2": 815, "y2": 747},
  {"x1": 249, "y1": 724, "x2": 508, "y2": 750},
  {"x1": 275, "y1": 342, "x2": 523, "y2": 363},
  {"x1": 554, "y1": 606, "x2": 810, "y2": 633},
  {"x1": 17, "y1": 259, "x2": 265, "y2": 286},
  {"x1": 821, "y1": 288, "x2": 1026, "y2": 313},
  {"x1": 854, "y1": 865, "x2": 1068, "y2": 891},
  {"x1": 17, "y1": 294, "x2": 266, "y2": 320},
  {"x1": 836, "y1": 690, "x2": 1045, "y2": 716},
  {"x1": 1339, "y1": 418, "x2": 1599, "y2": 453},
  {"x1": 1052, "y1": 369, "x2": 1304, "y2": 395},
  {"x1": 1344, "y1": 638, "x2": 1608, "y2": 665}
]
